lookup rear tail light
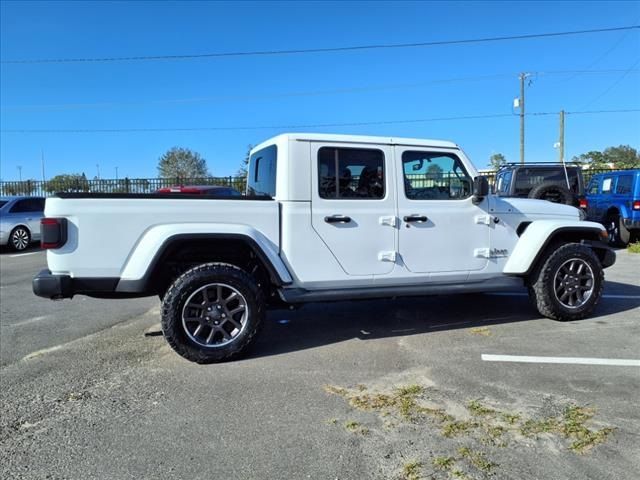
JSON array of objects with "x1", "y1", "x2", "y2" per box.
[
  {"x1": 633, "y1": 200, "x2": 640, "y2": 211},
  {"x1": 41, "y1": 218, "x2": 68, "y2": 249},
  {"x1": 578, "y1": 197, "x2": 588, "y2": 209}
]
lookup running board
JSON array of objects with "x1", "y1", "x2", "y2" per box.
[{"x1": 278, "y1": 278, "x2": 524, "y2": 304}]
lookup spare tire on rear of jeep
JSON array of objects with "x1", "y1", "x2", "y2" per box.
[{"x1": 528, "y1": 181, "x2": 575, "y2": 206}]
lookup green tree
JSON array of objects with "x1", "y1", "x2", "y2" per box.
[
  {"x1": 157, "y1": 147, "x2": 209, "y2": 179},
  {"x1": 489, "y1": 153, "x2": 507, "y2": 170},
  {"x1": 44, "y1": 173, "x2": 90, "y2": 193},
  {"x1": 236, "y1": 145, "x2": 253, "y2": 191},
  {"x1": 572, "y1": 145, "x2": 640, "y2": 169}
]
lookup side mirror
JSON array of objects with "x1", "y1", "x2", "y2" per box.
[{"x1": 472, "y1": 176, "x2": 489, "y2": 204}]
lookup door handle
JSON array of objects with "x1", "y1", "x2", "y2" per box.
[
  {"x1": 403, "y1": 215, "x2": 428, "y2": 223},
  {"x1": 325, "y1": 215, "x2": 352, "y2": 224}
]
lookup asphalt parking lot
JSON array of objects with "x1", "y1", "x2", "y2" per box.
[{"x1": 1, "y1": 248, "x2": 638, "y2": 480}]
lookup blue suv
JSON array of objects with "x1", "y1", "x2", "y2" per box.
[{"x1": 582, "y1": 169, "x2": 640, "y2": 246}]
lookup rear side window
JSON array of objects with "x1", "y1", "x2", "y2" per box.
[
  {"x1": 247, "y1": 145, "x2": 277, "y2": 197},
  {"x1": 9, "y1": 198, "x2": 44, "y2": 213},
  {"x1": 601, "y1": 177, "x2": 613, "y2": 194},
  {"x1": 318, "y1": 147, "x2": 385, "y2": 199},
  {"x1": 615, "y1": 176, "x2": 632, "y2": 194},
  {"x1": 587, "y1": 179, "x2": 599, "y2": 194},
  {"x1": 514, "y1": 168, "x2": 580, "y2": 195},
  {"x1": 402, "y1": 151, "x2": 472, "y2": 200}
]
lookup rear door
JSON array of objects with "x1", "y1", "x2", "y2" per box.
[
  {"x1": 310, "y1": 143, "x2": 396, "y2": 276},
  {"x1": 395, "y1": 147, "x2": 490, "y2": 276}
]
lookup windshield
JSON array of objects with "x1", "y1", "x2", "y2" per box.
[{"x1": 0, "y1": 201, "x2": 8, "y2": 209}]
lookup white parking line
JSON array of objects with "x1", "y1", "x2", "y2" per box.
[
  {"x1": 8, "y1": 251, "x2": 41, "y2": 258},
  {"x1": 481, "y1": 354, "x2": 640, "y2": 367},
  {"x1": 487, "y1": 292, "x2": 640, "y2": 299}
]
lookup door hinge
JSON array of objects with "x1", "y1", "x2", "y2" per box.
[
  {"x1": 379, "y1": 216, "x2": 398, "y2": 227},
  {"x1": 378, "y1": 251, "x2": 397, "y2": 262},
  {"x1": 474, "y1": 215, "x2": 494, "y2": 225}
]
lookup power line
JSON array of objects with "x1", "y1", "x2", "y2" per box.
[
  {"x1": 1, "y1": 69, "x2": 637, "y2": 111},
  {"x1": 1, "y1": 109, "x2": 638, "y2": 134},
  {"x1": 581, "y1": 58, "x2": 640, "y2": 109},
  {"x1": 2, "y1": 25, "x2": 639, "y2": 64}
]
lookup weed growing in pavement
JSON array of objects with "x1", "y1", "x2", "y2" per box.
[
  {"x1": 469, "y1": 327, "x2": 492, "y2": 336},
  {"x1": 402, "y1": 460, "x2": 423, "y2": 480},
  {"x1": 627, "y1": 241, "x2": 640, "y2": 253},
  {"x1": 324, "y1": 383, "x2": 615, "y2": 477}
]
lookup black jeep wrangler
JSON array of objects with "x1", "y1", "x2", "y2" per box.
[{"x1": 494, "y1": 163, "x2": 584, "y2": 206}]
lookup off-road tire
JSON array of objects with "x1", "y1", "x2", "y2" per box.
[
  {"x1": 528, "y1": 243, "x2": 604, "y2": 321},
  {"x1": 527, "y1": 181, "x2": 575, "y2": 206},
  {"x1": 161, "y1": 263, "x2": 265, "y2": 363},
  {"x1": 9, "y1": 226, "x2": 31, "y2": 251},
  {"x1": 605, "y1": 214, "x2": 630, "y2": 247}
]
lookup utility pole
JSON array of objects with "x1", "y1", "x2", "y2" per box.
[
  {"x1": 115, "y1": 166, "x2": 119, "y2": 181},
  {"x1": 17, "y1": 165, "x2": 22, "y2": 182},
  {"x1": 41, "y1": 150, "x2": 46, "y2": 183},
  {"x1": 518, "y1": 72, "x2": 531, "y2": 164},
  {"x1": 558, "y1": 110, "x2": 565, "y2": 163}
]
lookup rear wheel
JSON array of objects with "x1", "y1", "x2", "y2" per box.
[
  {"x1": 605, "y1": 214, "x2": 630, "y2": 247},
  {"x1": 528, "y1": 243, "x2": 604, "y2": 321},
  {"x1": 9, "y1": 226, "x2": 31, "y2": 251},
  {"x1": 161, "y1": 263, "x2": 264, "y2": 363}
]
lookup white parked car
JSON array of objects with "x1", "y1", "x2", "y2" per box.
[
  {"x1": 0, "y1": 196, "x2": 45, "y2": 251},
  {"x1": 33, "y1": 134, "x2": 615, "y2": 363}
]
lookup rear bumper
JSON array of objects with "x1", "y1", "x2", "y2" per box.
[
  {"x1": 32, "y1": 270, "x2": 73, "y2": 299},
  {"x1": 32, "y1": 270, "x2": 145, "y2": 299}
]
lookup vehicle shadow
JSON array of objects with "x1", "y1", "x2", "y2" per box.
[
  {"x1": 247, "y1": 281, "x2": 640, "y2": 360},
  {"x1": 0, "y1": 243, "x2": 41, "y2": 255}
]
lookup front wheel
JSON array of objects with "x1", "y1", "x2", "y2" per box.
[
  {"x1": 528, "y1": 243, "x2": 604, "y2": 321},
  {"x1": 161, "y1": 263, "x2": 265, "y2": 363},
  {"x1": 605, "y1": 214, "x2": 630, "y2": 247}
]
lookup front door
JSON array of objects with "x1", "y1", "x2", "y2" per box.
[
  {"x1": 310, "y1": 143, "x2": 396, "y2": 276},
  {"x1": 395, "y1": 147, "x2": 490, "y2": 275}
]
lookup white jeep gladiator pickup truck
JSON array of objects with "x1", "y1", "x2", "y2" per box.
[{"x1": 33, "y1": 133, "x2": 615, "y2": 363}]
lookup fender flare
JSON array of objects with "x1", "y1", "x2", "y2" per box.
[
  {"x1": 115, "y1": 225, "x2": 292, "y2": 293},
  {"x1": 503, "y1": 221, "x2": 606, "y2": 275}
]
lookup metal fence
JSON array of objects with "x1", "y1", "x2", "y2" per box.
[
  {"x1": 0, "y1": 167, "x2": 631, "y2": 197},
  {"x1": 0, "y1": 176, "x2": 247, "y2": 197}
]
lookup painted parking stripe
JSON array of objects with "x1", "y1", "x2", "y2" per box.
[
  {"x1": 486, "y1": 292, "x2": 640, "y2": 299},
  {"x1": 481, "y1": 354, "x2": 640, "y2": 367},
  {"x1": 8, "y1": 251, "x2": 41, "y2": 258}
]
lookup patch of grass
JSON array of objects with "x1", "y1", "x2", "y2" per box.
[
  {"x1": 501, "y1": 412, "x2": 521, "y2": 425},
  {"x1": 486, "y1": 425, "x2": 506, "y2": 438},
  {"x1": 467, "y1": 399, "x2": 496, "y2": 416},
  {"x1": 326, "y1": 418, "x2": 338, "y2": 425},
  {"x1": 402, "y1": 460, "x2": 423, "y2": 480},
  {"x1": 451, "y1": 469, "x2": 469, "y2": 479},
  {"x1": 628, "y1": 241, "x2": 640, "y2": 253},
  {"x1": 569, "y1": 427, "x2": 614, "y2": 454},
  {"x1": 520, "y1": 418, "x2": 559, "y2": 437},
  {"x1": 442, "y1": 420, "x2": 479, "y2": 438},
  {"x1": 343, "y1": 420, "x2": 368, "y2": 435},
  {"x1": 416, "y1": 406, "x2": 454, "y2": 423},
  {"x1": 432, "y1": 456, "x2": 455, "y2": 471},
  {"x1": 458, "y1": 447, "x2": 497, "y2": 473},
  {"x1": 395, "y1": 384, "x2": 424, "y2": 397},
  {"x1": 324, "y1": 385, "x2": 348, "y2": 396},
  {"x1": 469, "y1": 326, "x2": 492, "y2": 336}
]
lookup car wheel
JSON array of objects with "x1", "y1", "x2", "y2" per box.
[
  {"x1": 528, "y1": 243, "x2": 604, "y2": 321},
  {"x1": 10, "y1": 226, "x2": 31, "y2": 251},
  {"x1": 605, "y1": 214, "x2": 630, "y2": 247},
  {"x1": 161, "y1": 263, "x2": 265, "y2": 363}
]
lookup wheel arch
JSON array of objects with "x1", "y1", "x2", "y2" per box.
[
  {"x1": 503, "y1": 221, "x2": 607, "y2": 276},
  {"x1": 116, "y1": 231, "x2": 292, "y2": 295}
]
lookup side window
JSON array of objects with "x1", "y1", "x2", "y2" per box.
[
  {"x1": 615, "y1": 176, "x2": 632, "y2": 194},
  {"x1": 402, "y1": 151, "x2": 472, "y2": 200},
  {"x1": 247, "y1": 145, "x2": 277, "y2": 197},
  {"x1": 9, "y1": 199, "x2": 30, "y2": 213},
  {"x1": 318, "y1": 147, "x2": 385, "y2": 199},
  {"x1": 587, "y1": 179, "x2": 599, "y2": 195},
  {"x1": 496, "y1": 170, "x2": 512, "y2": 194},
  {"x1": 601, "y1": 177, "x2": 613, "y2": 194}
]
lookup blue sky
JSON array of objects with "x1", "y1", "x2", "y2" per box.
[{"x1": 1, "y1": 0, "x2": 639, "y2": 181}]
